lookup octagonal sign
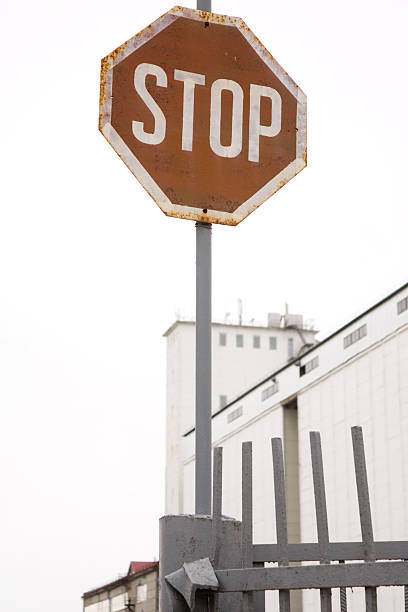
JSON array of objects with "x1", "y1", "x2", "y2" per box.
[{"x1": 99, "y1": 6, "x2": 306, "y2": 226}]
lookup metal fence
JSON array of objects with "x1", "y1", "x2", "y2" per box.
[{"x1": 161, "y1": 426, "x2": 408, "y2": 611}]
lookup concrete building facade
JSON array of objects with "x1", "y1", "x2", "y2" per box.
[
  {"x1": 165, "y1": 283, "x2": 408, "y2": 611},
  {"x1": 82, "y1": 561, "x2": 159, "y2": 612}
]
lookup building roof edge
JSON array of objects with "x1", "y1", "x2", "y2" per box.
[
  {"x1": 163, "y1": 319, "x2": 317, "y2": 337},
  {"x1": 183, "y1": 279, "x2": 408, "y2": 437},
  {"x1": 82, "y1": 562, "x2": 159, "y2": 599}
]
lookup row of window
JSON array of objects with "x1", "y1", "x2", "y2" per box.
[
  {"x1": 261, "y1": 381, "x2": 279, "y2": 401},
  {"x1": 341, "y1": 295, "x2": 406, "y2": 351},
  {"x1": 398, "y1": 296, "x2": 408, "y2": 314},
  {"x1": 297, "y1": 298, "x2": 406, "y2": 375},
  {"x1": 344, "y1": 324, "x2": 367, "y2": 349},
  {"x1": 299, "y1": 356, "x2": 319, "y2": 377},
  {"x1": 219, "y1": 332, "x2": 277, "y2": 350},
  {"x1": 222, "y1": 294, "x2": 408, "y2": 421},
  {"x1": 299, "y1": 322, "x2": 369, "y2": 377},
  {"x1": 227, "y1": 405, "x2": 243, "y2": 423}
]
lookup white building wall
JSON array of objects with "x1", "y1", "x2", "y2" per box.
[
  {"x1": 183, "y1": 405, "x2": 284, "y2": 533},
  {"x1": 165, "y1": 323, "x2": 196, "y2": 513},
  {"x1": 298, "y1": 325, "x2": 408, "y2": 612},
  {"x1": 166, "y1": 318, "x2": 316, "y2": 513}
]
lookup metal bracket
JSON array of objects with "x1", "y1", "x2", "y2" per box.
[{"x1": 165, "y1": 557, "x2": 219, "y2": 610}]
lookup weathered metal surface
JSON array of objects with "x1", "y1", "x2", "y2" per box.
[
  {"x1": 210, "y1": 447, "x2": 223, "y2": 612},
  {"x1": 310, "y1": 431, "x2": 332, "y2": 611},
  {"x1": 160, "y1": 514, "x2": 244, "y2": 612},
  {"x1": 253, "y1": 541, "x2": 408, "y2": 563},
  {"x1": 241, "y1": 442, "x2": 253, "y2": 567},
  {"x1": 214, "y1": 561, "x2": 408, "y2": 591},
  {"x1": 351, "y1": 426, "x2": 378, "y2": 612},
  {"x1": 339, "y1": 560, "x2": 348, "y2": 612},
  {"x1": 161, "y1": 427, "x2": 408, "y2": 611},
  {"x1": 242, "y1": 442, "x2": 254, "y2": 612},
  {"x1": 271, "y1": 438, "x2": 290, "y2": 612},
  {"x1": 166, "y1": 558, "x2": 218, "y2": 610},
  {"x1": 211, "y1": 447, "x2": 223, "y2": 565},
  {"x1": 99, "y1": 6, "x2": 307, "y2": 226},
  {"x1": 405, "y1": 573, "x2": 408, "y2": 612},
  {"x1": 195, "y1": 221, "x2": 212, "y2": 515},
  {"x1": 197, "y1": 0, "x2": 211, "y2": 10}
]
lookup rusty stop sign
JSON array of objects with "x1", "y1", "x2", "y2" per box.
[{"x1": 99, "y1": 6, "x2": 307, "y2": 226}]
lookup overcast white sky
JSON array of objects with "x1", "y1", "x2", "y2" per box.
[{"x1": 1, "y1": 0, "x2": 407, "y2": 610}]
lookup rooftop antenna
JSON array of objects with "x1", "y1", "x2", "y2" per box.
[
  {"x1": 238, "y1": 298, "x2": 243, "y2": 325},
  {"x1": 282, "y1": 302, "x2": 289, "y2": 327}
]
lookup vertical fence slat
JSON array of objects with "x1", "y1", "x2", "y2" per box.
[
  {"x1": 242, "y1": 442, "x2": 253, "y2": 612},
  {"x1": 351, "y1": 426, "x2": 377, "y2": 612},
  {"x1": 404, "y1": 560, "x2": 408, "y2": 612},
  {"x1": 405, "y1": 579, "x2": 408, "y2": 612},
  {"x1": 339, "y1": 561, "x2": 348, "y2": 612},
  {"x1": 211, "y1": 447, "x2": 223, "y2": 612},
  {"x1": 272, "y1": 438, "x2": 291, "y2": 612},
  {"x1": 310, "y1": 431, "x2": 333, "y2": 612},
  {"x1": 211, "y1": 446, "x2": 223, "y2": 566}
]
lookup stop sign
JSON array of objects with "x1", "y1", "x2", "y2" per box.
[{"x1": 99, "y1": 6, "x2": 306, "y2": 226}]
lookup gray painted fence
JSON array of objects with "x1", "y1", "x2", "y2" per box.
[{"x1": 160, "y1": 426, "x2": 408, "y2": 611}]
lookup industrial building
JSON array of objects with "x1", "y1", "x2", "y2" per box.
[
  {"x1": 164, "y1": 309, "x2": 318, "y2": 515},
  {"x1": 165, "y1": 282, "x2": 408, "y2": 611}
]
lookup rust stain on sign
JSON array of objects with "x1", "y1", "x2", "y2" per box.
[{"x1": 99, "y1": 6, "x2": 307, "y2": 226}]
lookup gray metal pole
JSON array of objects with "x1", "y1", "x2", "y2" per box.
[
  {"x1": 197, "y1": 0, "x2": 211, "y2": 10},
  {"x1": 195, "y1": 0, "x2": 212, "y2": 517},
  {"x1": 195, "y1": 221, "x2": 212, "y2": 515}
]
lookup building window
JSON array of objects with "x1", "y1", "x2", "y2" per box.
[
  {"x1": 269, "y1": 336, "x2": 277, "y2": 350},
  {"x1": 288, "y1": 337, "x2": 294, "y2": 359},
  {"x1": 299, "y1": 356, "x2": 319, "y2": 377},
  {"x1": 397, "y1": 296, "x2": 408, "y2": 314},
  {"x1": 85, "y1": 604, "x2": 106, "y2": 612},
  {"x1": 227, "y1": 405, "x2": 243, "y2": 423},
  {"x1": 219, "y1": 395, "x2": 227, "y2": 409},
  {"x1": 344, "y1": 324, "x2": 367, "y2": 349},
  {"x1": 136, "y1": 584, "x2": 147, "y2": 603},
  {"x1": 219, "y1": 332, "x2": 226, "y2": 346},
  {"x1": 236, "y1": 333, "x2": 244, "y2": 347},
  {"x1": 253, "y1": 335, "x2": 260, "y2": 348},
  {"x1": 111, "y1": 594, "x2": 126, "y2": 612},
  {"x1": 261, "y1": 381, "x2": 279, "y2": 401}
]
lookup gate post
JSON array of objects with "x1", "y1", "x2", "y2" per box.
[{"x1": 159, "y1": 514, "x2": 244, "y2": 611}]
